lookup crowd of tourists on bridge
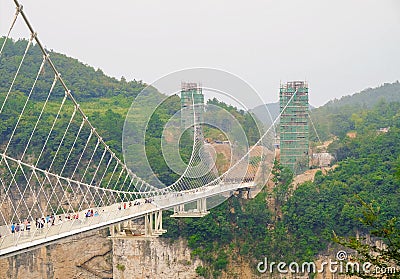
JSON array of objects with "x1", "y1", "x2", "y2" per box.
[
  {"x1": 1, "y1": 210, "x2": 96, "y2": 237},
  {"x1": 2, "y1": 198, "x2": 153, "y2": 237},
  {"x1": 9, "y1": 220, "x2": 32, "y2": 234},
  {"x1": 116, "y1": 198, "x2": 153, "y2": 210}
]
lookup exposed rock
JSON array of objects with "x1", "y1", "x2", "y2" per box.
[
  {"x1": 0, "y1": 229, "x2": 112, "y2": 279},
  {"x1": 113, "y1": 237, "x2": 203, "y2": 279}
]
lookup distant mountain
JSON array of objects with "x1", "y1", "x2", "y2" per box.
[
  {"x1": 250, "y1": 102, "x2": 280, "y2": 126},
  {"x1": 310, "y1": 81, "x2": 400, "y2": 140},
  {"x1": 321, "y1": 81, "x2": 400, "y2": 110}
]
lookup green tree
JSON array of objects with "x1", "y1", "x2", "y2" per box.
[
  {"x1": 271, "y1": 160, "x2": 293, "y2": 207},
  {"x1": 334, "y1": 197, "x2": 400, "y2": 279}
]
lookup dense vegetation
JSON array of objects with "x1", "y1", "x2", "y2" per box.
[
  {"x1": 335, "y1": 196, "x2": 400, "y2": 279},
  {"x1": 322, "y1": 82, "x2": 400, "y2": 109},
  {"x1": 0, "y1": 37, "x2": 145, "y2": 165},
  {"x1": 207, "y1": 98, "x2": 262, "y2": 145},
  {"x1": 0, "y1": 37, "x2": 144, "y2": 101},
  {"x1": 309, "y1": 81, "x2": 400, "y2": 141}
]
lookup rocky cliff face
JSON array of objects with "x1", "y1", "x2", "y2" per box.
[
  {"x1": 113, "y1": 237, "x2": 203, "y2": 279},
  {"x1": 0, "y1": 232, "x2": 203, "y2": 279},
  {"x1": 0, "y1": 229, "x2": 113, "y2": 279}
]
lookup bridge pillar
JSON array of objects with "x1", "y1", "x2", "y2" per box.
[
  {"x1": 174, "y1": 204, "x2": 185, "y2": 213},
  {"x1": 197, "y1": 198, "x2": 207, "y2": 213},
  {"x1": 110, "y1": 222, "x2": 125, "y2": 237},
  {"x1": 238, "y1": 187, "x2": 251, "y2": 199},
  {"x1": 144, "y1": 210, "x2": 167, "y2": 237},
  {"x1": 109, "y1": 211, "x2": 167, "y2": 238},
  {"x1": 170, "y1": 198, "x2": 209, "y2": 218},
  {"x1": 144, "y1": 213, "x2": 151, "y2": 236}
]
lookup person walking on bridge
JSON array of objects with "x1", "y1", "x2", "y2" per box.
[{"x1": 26, "y1": 221, "x2": 31, "y2": 233}]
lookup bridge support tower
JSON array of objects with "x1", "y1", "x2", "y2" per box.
[
  {"x1": 144, "y1": 210, "x2": 167, "y2": 237},
  {"x1": 109, "y1": 210, "x2": 167, "y2": 238},
  {"x1": 237, "y1": 187, "x2": 251, "y2": 199},
  {"x1": 170, "y1": 198, "x2": 209, "y2": 218}
]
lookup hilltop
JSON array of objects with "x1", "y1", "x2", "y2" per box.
[
  {"x1": 321, "y1": 81, "x2": 400, "y2": 109},
  {"x1": 250, "y1": 102, "x2": 280, "y2": 126},
  {"x1": 310, "y1": 81, "x2": 400, "y2": 140},
  {"x1": 0, "y1": 37, "x2": 145, "y2": 102}
]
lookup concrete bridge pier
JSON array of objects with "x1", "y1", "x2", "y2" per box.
[
  {"x1": 144, "y1": 210, "x2": 167, "y2": 237},
  {"x1": 109, "y1": 210, "x2": 167, "y2": 238},
  {"x1": 170, "y1": 198, "x2": 209, "y2": 218}
]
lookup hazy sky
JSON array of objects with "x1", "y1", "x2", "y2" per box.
[{"x1": 1, "y1": 0, "x2": 399, "y2": 107}]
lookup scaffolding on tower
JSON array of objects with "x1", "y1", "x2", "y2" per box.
[{"x1": 279, "y1": 81, "x2": 309, "y2": 174}]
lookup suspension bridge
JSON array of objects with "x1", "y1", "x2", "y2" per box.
[{"x1": 0, "y1": 0, "x2": 288, "y2": 258}]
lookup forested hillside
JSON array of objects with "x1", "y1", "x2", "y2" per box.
[
  {"x1": 322, "y1": 81, "x2": 400, "y2": 109},
  {"x1": 0, "y1": 37, "x2": 147, "y2": 160},
  {"x1": 310, "y1": 81, "x2": 400, "y2": 141},
  {"x1": 0, "y1": 37, "x2": 144, "y2": 101},
  {"x1": 250, "y1": 102, "x2": 280, "y2": 127}
]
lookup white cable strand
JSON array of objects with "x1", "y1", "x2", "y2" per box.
[
  {"x1": 2, "y1": 158, "x2": 27, "y2": 226},
  {"x1": 307, "y1": 111, "x2": 322, "y2": 145},
  {"x1": 80, "y1": 139, "x2": 100, "y2": 183},
  {"x1": 104, "y1": 161, "x2": 119, "y2": 190},
  {"x1": 3, "y1": 56, "x2": 46, "y2": 154},
  {"x1": 0, "y1": 33, "x2": 34, "y2": 114},
  {"x1": 42, "y1": 170, "x2": 68, "y2": 220},
  {"x1": 19, "y1": 74, "x2": 58, "y2": 161},
  {"x1": 0, "y1": 5, "x2": 20, "y2": 59},
  {"x1": 58, "y1": 119, "x2": 86, "y2": 176},
  {"x1": 34, "y1": 92, "x2": 68, "y2": 167},
  {"x1": 70, "y1": 129, "x2": 93, "y2": 179},
  {"x1": 77, "y1": 139, "x2": 102, "y2": 212},
  {"x1": 0, "y1": 177, "x2": 13, "y2": 229},
  {"x1": 97, "y1": 155, "x2": 114, "y2": 189},
  {"x1": 47, "y1": 107, "x2": 78, "y2": 173},
  {"x1": 89, "y1": 147, "x2": 107, "y2": 186},
  {"x1": 111, "y1": 168, "x2": 125, "y2": 191}
]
